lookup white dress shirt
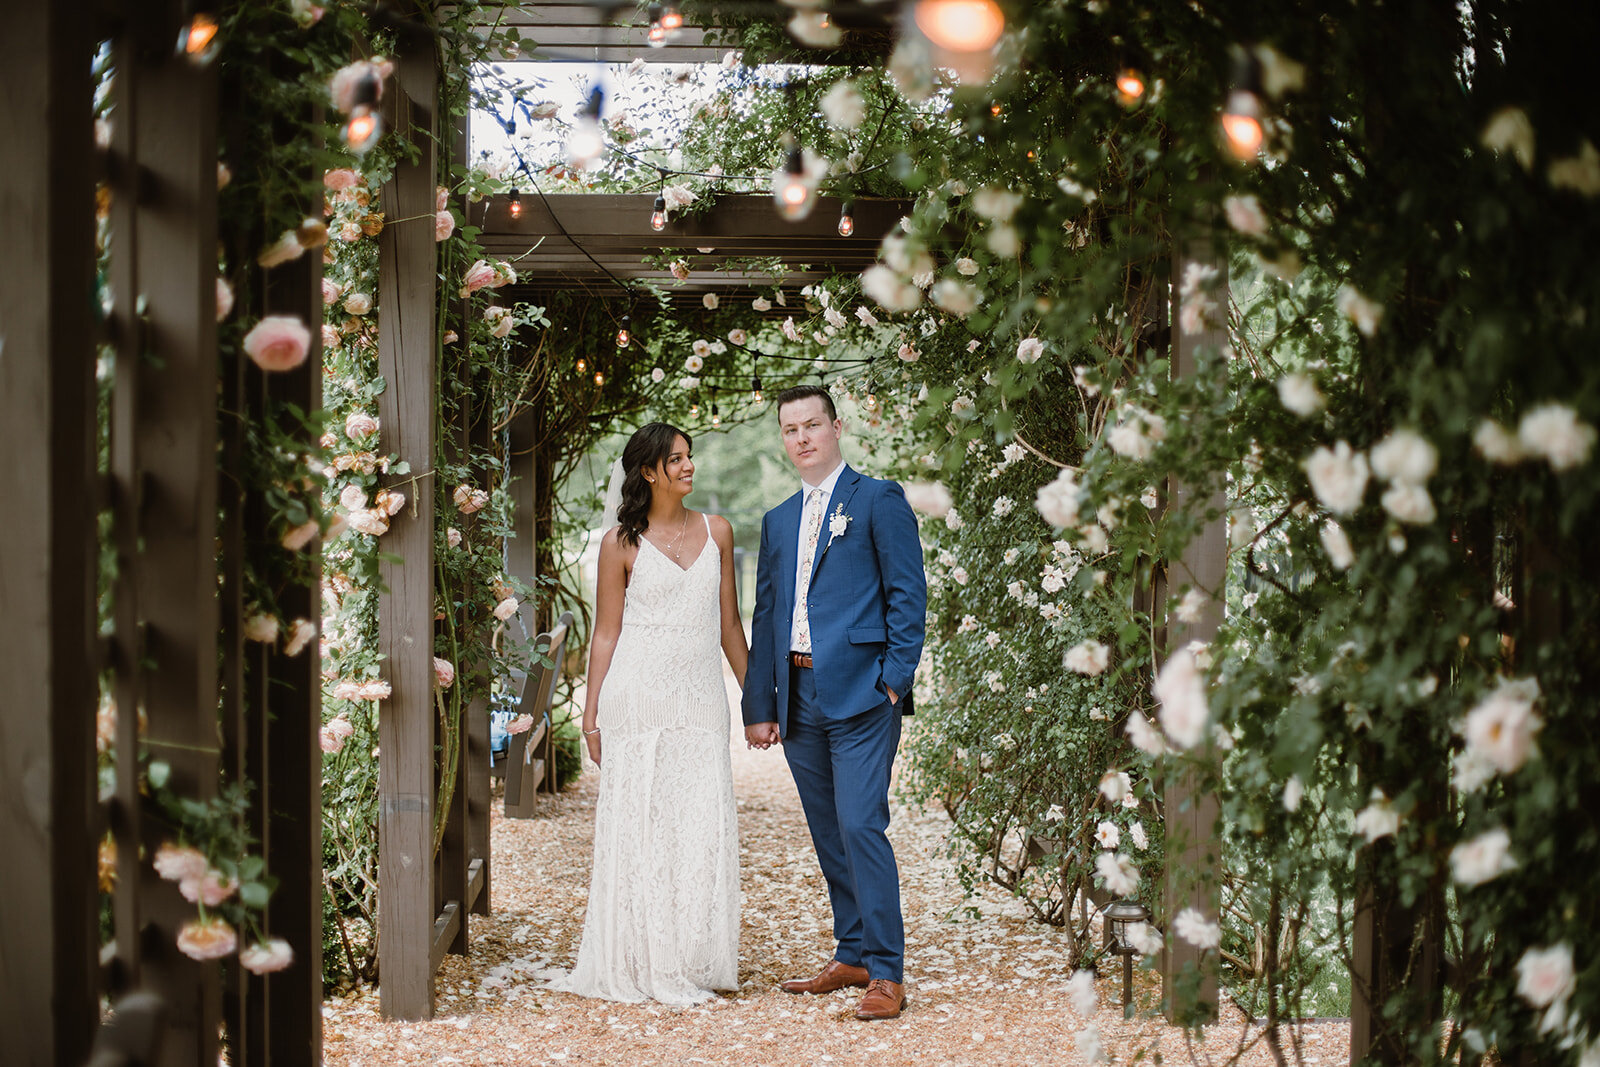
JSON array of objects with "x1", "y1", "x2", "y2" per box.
[{"x1": 790, "y1": 460, "x2": 846, "y2": 652}]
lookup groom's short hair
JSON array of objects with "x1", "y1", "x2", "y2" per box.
[{"x1": 775, "y1": 384, "x2": 837, "y2": 422}]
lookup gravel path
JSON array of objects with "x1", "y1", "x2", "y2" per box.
[{"x1": 323, "y1": 683, "x2": 1350, "y2": 1066}]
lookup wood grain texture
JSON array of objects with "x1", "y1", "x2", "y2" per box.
[
  {"x1": 0, "y1": 7, "x2": 99, "y2": 1064},
  {"x1": 376, "y1": 36, "x2": 441, "y2": 1023},
  {"x1": 1161, "y1": 235, "x2": 1225, "y2": 1024}
]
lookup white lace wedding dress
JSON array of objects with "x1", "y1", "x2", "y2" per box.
[{"x1": 550, "y1": 514, "x2": 740, "y2": 1004}]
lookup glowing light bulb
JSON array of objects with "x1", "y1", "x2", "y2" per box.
[
  {"x1": 661, "y1": 1, "x2": 684, "y2": 31},
  {"x1": 990, "y1": 103, "x2": 1002, "y2": 117},
  {"x1": 508, "y1": 189, "x2": 523, "y2": 219},
  {"x1": 689, "y1": 401, "x2": 700, "y2": 418},
  {"x1": 648, "y1": 21, "x2": 667, "y2": 47},
  {"x1": 1222, "y1": 90, "x2": 1264, "y2": 160},
  {"x1": 576, "y1": 357, "x2": 588, "y2": 374},
  {"x1": 1116, "y1": 69, "x2": 1146, "y2": 106},
  {"x1": 594, "y1": 370, "x2": 605, "y2": 386},
  {"x1": 865, "y1": 393, "x2": 879, "y2": 411},
  {"x1": 772, "y1": 146, "x2": 815, "y2": 221},
  {"x1": 914, "y1": 0, "x2": 1005, "y2": 52},
  {"x1": 342, "y1": 106, "x2": 382, "y2": 154},
  {"x1": 616, "y1": 315, "x2": 631, "y2": 348},
  {"x1": 752, "y1": 375, "x2": 764, "y2": 404},
  {"x1": 650, "y1": 195, "x2": 667, "y2": 231},
  {"x1": 837, "y1": 201, "x2": 855, "y2": 237},
  {"x1": 711, "y1": 404, "x2": 722, "y2": 427},
  {"x1": 178, "y1": 11, "x2": 220, "y2": 64}
]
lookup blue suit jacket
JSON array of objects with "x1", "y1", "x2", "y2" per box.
[{"x1": 741, "y1": 465, "x2": 927, "y2": 737}]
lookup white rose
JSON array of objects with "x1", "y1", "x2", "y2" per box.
[
  {"x1": 1094, "y1": 821, "x2": 1120, "y2": 850},
  {"x1": 1034, "y1": 469, "x2": 1081, "y2": 528},
  {"x1": 903, "y1": 481, "x2": 952, "y2": 518},
  {"x1": 1449, "y1": 826, "x2": 1516, "y2": 887},
  {"x1": 1282, "y1": 774, "x2": 1304, "y2": 812},
  {"x1": 1336, "y1": 284, "x2": 1383, "y2": 337},
  {"x1": 1473, "y1": 419, "x2": 1524, "y2": 464},
  {"x1": 1223, "y1": 194, "x2": 1267, "y2": 236},
  {"x1": 930, "y1": 279, "x2": 980, "y2": 317},
  {"x1": 1016, "y1": 337, "x2": 1044, "y2": 364},
  {"x1": 1063, "y1": 640, "x2": 1110, "y2": 675},
  {"x1": 1353, "y1": 789, "x2": 1400, "y2": 842},
  {"x1": 1302, "y1": 440, "x2": 1370, "y2": 515},
  {"x1": 1320, "y1": 521, "x2": 1355, "y2": 570},
  {"x1": 1172, "y1": 908, "x2": 1221, "y2": 949},
  {"x1": 1370, "y1": 428, "x2": 1438, "y2": 485},
  {"x1": 1152, "y1": 648, "x2": 1209, "y2": 749},
  {"x1": 819, "y1": 79, "x2": 865, "y2": 129},
  {"x1": 1277, "y1": 373, "x2": 1325, "y2": 417},
  {"x1": 860, "y1": 265, "x2": 922, "y2": 312},
  {"x1": 1517, "y1": 403, "x2": 1597, "y2": 471},
  {"x1": 1516, "y1": 943, "x2": 1576, "y2": 1009},
  {"x1": 1094, "y1": 851, "x2": 1139, "y2": 896},
  {"x1": 1381, "y1": 482, "x2": 1437, "y2": 525},
  {"x1": 1480, "y1": 106, "x2": 1535, "y2": 172},
  {"x1": 1461, "y1": 676, "x2": 1542, "y2": 775},
  {"x1": 1067, "y1": 970, "x2": 1097, "y2": 1017}
]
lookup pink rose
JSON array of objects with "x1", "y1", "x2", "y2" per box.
[
  {"x1": 436, "y1": 185, "x2": 450, "y2": 211},
  {"x1": 493, "y1": 596, "x2": 519, "y2": 621},
  {"x1": 216, "y1": 277, "x2": 234, "y2": 322},
  {"x1": 153, "y1": 843, "x2": 209, "y2": 884},
  {"x1": 460, "y1": 259, "x2": 497, "y2": 297},
  {"x1": 281, "y1": 519, "x2": 320, "y2": 551},
  {"x1": 485, "y1": 306, "x2": 514, "y2": 339},
  {"x1": 345, "y1": 412, "x2": 378, "y2": 439},
  {"x1": 446, "y1": 527, "x2": 462, "y2": 548},
  {"x1": 728, "y1": 328, "x2": 748, "y2": 346},
  {"x1": 343, "y1": 292, "x2": 372, "y2": 316},
  {"x1": 347, "y1": 509, "x2": 389, "y2": 536},
  {"x1": 434, "y1": 657, "x2": 455, "y2": 689},
  {"x1": 257, "y1": 230, "x2": 304, "y2": 269},
  {"x1": 322, "y1": 277, "x2": 342, "y2": 305},
  {"x1": 443, "y1": 330, "x2": 458, "y2": 344},
  {"x1": 319, "y1": 724, "x2": 344, "y2": 753},
  {"x1": 374, "y1": 488, "x2": 405, "y2": 516},
  {"x1": 435, "y1": 209, "x2": 455, "y2": 242},
  {"x1": 283, "y1": 618, "x2": 316, "y2": 657},
  {"x1": 326, "y1": 716, "x2": 355, "y2": 740},
  {"x1": 179, "y1": 868, "x2": 238, "y2": 907},
  {"x1": 177, "y1": 918, "x2": 237, "y2": 961},
  {"x1": 337, "y1": 221, "x2": 362, "y2": 242},
  {"x1": 454, "y1": 484, "x2": 489, "y2": 514},
  {"x1": 505, "y1": 713, "x2": 534, "y2": 735},
  {"x1": 243, "y1": 613, "x2": 279, "y2": 643},
  {"x1": 491, "y1": 261, "x2": 516, "y2": 287},
  {"x1": 244, "y1": 316, "x2": 312, "y2": 372},
  {"x1": 329, "y1": 61, "x2": 385, "y2": 114},
  {"x1": 324, "y1": 168, "x2": 360, "y2": 191},
  {"x1": 321, "y1": 324, "x2": 339, "y2": 349},
  {"x1": 240, "y1": 939, "x2": 295, "y2": 975},
  {"x1": 671, "y1": 260, "x2": 690, "y2": 281},
  {"x1": 356, "y1": 680, "x2": 391, "y2": 701}
]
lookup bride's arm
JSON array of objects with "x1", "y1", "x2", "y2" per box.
[
  {"x1": 582, "y1": 530, "x2": 628, "y2": 763},
  {"x1": 713, "y1": 516, "x2": 749, "y2": 688}
]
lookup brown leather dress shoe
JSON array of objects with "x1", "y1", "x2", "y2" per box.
[
  {"x1": 780, "y1": 959, "x2": 870, "y2": 995},
  {"x1": 854, "y1": 979, "x2": 907, "y2": 1020}
]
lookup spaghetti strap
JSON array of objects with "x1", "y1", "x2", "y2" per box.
[{"x1": 702, "y1": 512, "x2": 712, "y2": 536}]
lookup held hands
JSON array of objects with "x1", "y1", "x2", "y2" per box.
[{"x1": 745, "y1": 722, "x2": 780, "y2": 750}]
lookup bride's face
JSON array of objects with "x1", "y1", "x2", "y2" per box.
[{"x1": 648, "y1": 435, "x2": 694, "y2": 498}]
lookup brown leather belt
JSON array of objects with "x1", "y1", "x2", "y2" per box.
[{"x1": 789, "y1": 652, "x2": 814, "y2": 668}]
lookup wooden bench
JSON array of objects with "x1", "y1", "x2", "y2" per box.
[{"x1": 503, "y1": 610, "x2": 572, "y2": 819}]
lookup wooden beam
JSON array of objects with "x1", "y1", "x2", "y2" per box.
[
  {"x1": 1161, "y1": 233, "x2": 1225, "y2": 1024},
  {"x1": 376, "y1": 35, "x2": 442, "y2": 1023},
  {"x1": 0, "y1": 6, "x2": 99, "y2": 1063}
]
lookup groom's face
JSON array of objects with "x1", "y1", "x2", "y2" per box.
[{"x1": 779, "y1": 396, "x2": 844, "y2": 477}]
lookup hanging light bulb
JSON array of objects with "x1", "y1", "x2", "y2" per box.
[
  {"x1": 1116, "y1": 69, "x2": 1146, "y2": 106},
  {"x1": 594, "y1": 369, "x2": 606, "y2": 386},
  {"x1": 660, "y1": 0, "x2": 685, "y2": 32},
  {"x1": 508, "y1": 188, "x2": 523, "y2": 220},
  {"x1": 772, "y1": 143, "x2": 816, "y2": 221},
  {"x1": 576, "y1": 356, "x2": 588, "y2": 375},
  {"x1": 711, "y1": 403, "x2": 722, "y2": 427},
  {"x1": 990, "y1": 103, "x2": 1003, "y2": 117},
  {"x1": 177, "y1": 4, "x2": 221, "y2": 65},
  {"x1": 650, "y1": 195, "x2": 668, "y2": 231},
  {"x1": 914, "y1": 0, "x2": 1005, "y2": 51},
  {"x1": 689, "y1": 398, "x2": 700, "y2": 419},
  {"x1": 615, "y1": 314, "x2": 631, "y2": 348},
  {"x1": 341, "y1": 69, "x2": 384, "y2": 155},
  {"x1": 568, "y1": 86, "x2": 606, "y2": 171},
  {"x1": 1222, "y1": 51, "x2": 1265, "y2": 161},
  {"x1": 647, "y1": 3, "x2": 668, "y2": 47},
  {"x1": 751, "y1": 374, "x2": 764, "y2": 404},
  {"x1": 837, "y1": 200, "x2": 855, "y2": 237},
  {"x1": 864, "y1": 392, "x2": 879, "y2": 412}
]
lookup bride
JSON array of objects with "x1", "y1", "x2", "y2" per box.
[{"x1": 551, "y1": 422, "x2": 748, "y2": 1005}]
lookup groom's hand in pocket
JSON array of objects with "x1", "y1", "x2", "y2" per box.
[{"x1": 745, "y1": 722, "x2": 780, "y2": 749}]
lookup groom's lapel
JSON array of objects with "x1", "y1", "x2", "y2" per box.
[{"x1": 813, "y1": 466, "x2": 862, "y2": 574}]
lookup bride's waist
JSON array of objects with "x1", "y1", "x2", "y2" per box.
[{"x1": 620, "y1": 619, "x2": 717, "y2": 632}]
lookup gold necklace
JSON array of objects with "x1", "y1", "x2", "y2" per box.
[{"x1": 651, "y1": 509, "x2": 690, "y2": 560}]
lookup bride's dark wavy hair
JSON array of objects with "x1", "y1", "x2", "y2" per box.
[{"x1": 614, "y1": 422, "x2": 692, "y2": 549}]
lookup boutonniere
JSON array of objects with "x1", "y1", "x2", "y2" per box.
[{"x1": 828, "y1": 504, "x2": 853, "y2": 541}]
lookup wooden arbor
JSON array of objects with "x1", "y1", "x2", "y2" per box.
[{"x1": 2, "y1": 7, "x2": 323, "y2": 1066}]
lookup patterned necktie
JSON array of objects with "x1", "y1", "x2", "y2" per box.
[{"x1": 793, "y1": 488, "x2": 826, "y2": 653}]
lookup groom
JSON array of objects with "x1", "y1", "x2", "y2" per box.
[{"x1": 742, "y1": 385, "x2": 926, "y2": 1021}]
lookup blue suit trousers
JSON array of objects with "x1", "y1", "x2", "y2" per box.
[{"x1": 783, "y1": 664, "x2": 904, "y2": 983}]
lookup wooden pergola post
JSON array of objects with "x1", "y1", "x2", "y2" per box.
[
  {"x1": 0, "y1": 6, "x2": 99, "y2": 1064},
  {"x1": 376, "y1": 31, "x2": 441, "y2": 1022},
  {"x1": 1161, "y1": 233, "x2": 1225, "y2": 1023}
]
